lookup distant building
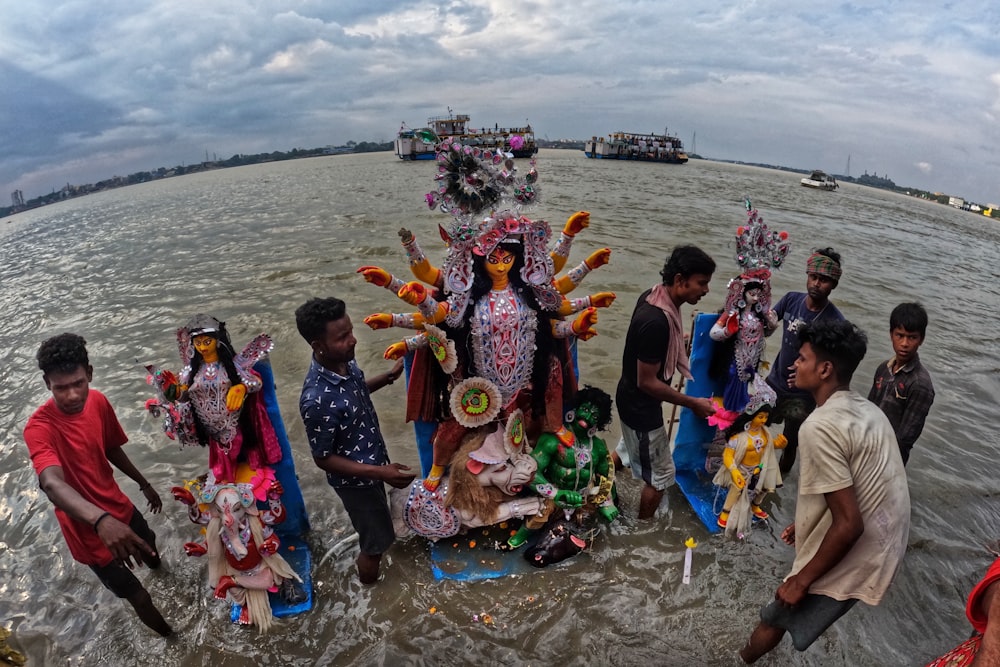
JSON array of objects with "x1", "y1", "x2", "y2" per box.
[
  {"x1": 11, "y1": 189, "x2": 24, "y2": 208},
  {"x1": 948, "y1": 196, "x2": 965, "y2": 208}
]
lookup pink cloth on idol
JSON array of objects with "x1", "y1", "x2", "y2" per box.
[
  {"x1": 208, "y1": 391, "x2": 281, "y2": 483},
  {"x1": 645, "y1": 283, "x2": 692, "y2": 382}
]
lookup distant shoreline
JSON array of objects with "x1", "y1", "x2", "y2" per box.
[{"x1": 5, "y1": 146, "x2": 996, "y2": 221}]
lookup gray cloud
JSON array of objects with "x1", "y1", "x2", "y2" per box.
[{"x1": 2, "y1": 1, "x2": 998, "y2": 204}]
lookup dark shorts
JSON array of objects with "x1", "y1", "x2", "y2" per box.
[
  {"x1": 335, "y1": 485, "x2": 395, "y2": 556},
  {"x1": 760, "y1": 593, "x2": 858, "y2": 651},
  {"x1": 88, "y1": 509, "x2": 159, "y2": 599}
]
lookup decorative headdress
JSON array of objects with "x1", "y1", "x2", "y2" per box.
[
  {"x1": 177, "y1": 313, "x2": 235, "y2": 365},
  {"x1": 744, "y1": 375, "x2": 778, "y2": 416},
  {"x1": 198, "y1": 466, "x2": 276, "y2": 503},
  {"x1": 185, "y1": 313, "x2": 223, "y2": 337},
  {"x1": 734, "y1": 197, "x2": 790, "y2": 274},
  {"x1": 724, "y1": 198, "x2": 791, "y2": 315},
  {"x1": 424, "y1": 138, "x2": 560, "y2": 325}
]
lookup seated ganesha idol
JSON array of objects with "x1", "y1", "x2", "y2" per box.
[
  {"x1": 510, "y1": 385, "x2": 618, "y2": 566},
  {"x1": 390, "y1": 410, "x2": 545, "y2": 540},
  {"x1": 172, "y1": 464, "x2": 302, "y2": 632},
  {"x1": 358, "y1": 139, "x2": 615, "y2": 490},
  {"x1": 146, "y1": 314, "x2": 281, "y2": 484}
]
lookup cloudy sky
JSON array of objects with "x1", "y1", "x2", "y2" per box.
[{"x1": 2, "y1": 1, "x2": 999, "y2": 205}]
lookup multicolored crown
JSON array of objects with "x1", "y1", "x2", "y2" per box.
[
  {"x1": 425, "y1": 138, "x2": 539, "y2": 226},
  {"x1": 735, "y1": 198, "x2": 790, "y2": 273},
  {"x1": 425, "y1": 138, "x2": 560, "y2": 322}
]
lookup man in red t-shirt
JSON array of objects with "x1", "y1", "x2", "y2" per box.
[
  {"x1": 926, "y1": 556, "x2": 1000, "y2": 666},
  {"x1": 23, "y1": 333, "x2": 171, "y2": 637}
]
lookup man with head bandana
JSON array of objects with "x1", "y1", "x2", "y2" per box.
[{"x1": 766, "y1": 248, "x2": 845, "y2": 474}]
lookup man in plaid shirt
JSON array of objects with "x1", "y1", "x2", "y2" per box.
[{"x1": 867, "y1": 302, "x2": 935, "y2": 466}]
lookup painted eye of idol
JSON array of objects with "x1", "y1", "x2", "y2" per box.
[
  {"x1": 488, "y1": 248, "x2": 514, "y2": 265},
  {"x1": 193, "y1": 335, "x2": 216, "y2": 349}
]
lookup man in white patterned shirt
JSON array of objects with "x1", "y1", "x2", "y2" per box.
[{"x1": 296, "y1": 296, "x2": 414, "y2": 584}]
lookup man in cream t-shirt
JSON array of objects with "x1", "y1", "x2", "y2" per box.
[{"x1": 740, "y1": 319, "x2": 910, "y2": 663}]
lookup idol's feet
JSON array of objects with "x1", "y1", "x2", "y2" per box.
[
  {"x1": 506, "y1": 529, "x2": 529, "y2": 550},
  {"x1": 214, "y1": 575, "x2": 237, "y2": 600},
  {"x1": 751, "y1": 506, "x2": 769, "y2": 520},
  {"x1": 717, "y1": 512, "x2": 729, "y2": 528},
  {"x1": 422, "y1": 464, "x2": 445, "y2": 492}
]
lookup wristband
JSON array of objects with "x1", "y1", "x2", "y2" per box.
[
  {"x1": 392, "y1": 312, "x2": 416, "y2": 329},
  {"x1": 139, "y1": 482, "x2": 151, "y2": 492},
  {"x1": 566, "y1": 260, "x2": 592, "y2": 287},
  {"x1": 552, "y1": 232, "x2": 574, "y2": 258},
  {"x1": 404, "y1": 334, "x2": 427, "y2": 351},
  {"x1": 93, "y1": 511, "x2": 112, "y2": 532}
]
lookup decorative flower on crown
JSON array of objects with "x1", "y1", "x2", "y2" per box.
[{"x1": 425, "y1": 138, "x2": 540, "y2": 229}]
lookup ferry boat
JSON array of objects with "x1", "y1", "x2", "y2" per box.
[
  {"x1": 584, "y1": 131, "x2": 688, "y2": 164},
  {"x1": 800, "y1": 170, "x2": 839, "y2": 190},
  {"x1": 394, "y1": 112, "x2": 538, "y2": 161}
]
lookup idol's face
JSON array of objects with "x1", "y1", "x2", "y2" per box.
[
  {"x1": 485, "y1": 247, "x2": 515, "y2": 284},
  {"x1": 573, "y1": 401, "x2": 604, "y2": 432},
  {"x1": 476, "y1": 453, "x2": 537, "y2": 495},
  {"x1": 193, "y1": 335, "x2": 219, "y2": 363}
]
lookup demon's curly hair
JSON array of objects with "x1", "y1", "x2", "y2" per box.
[
  {"x1": 575, "y1": 384, "x2": 613, "y2": 431},
  {"x1": 37, "y1": 333, "x2": 89, "y2": 375}
]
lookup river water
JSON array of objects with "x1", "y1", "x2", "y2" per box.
[{"x1": 1, "y1": 151, "x2": 998, "y2": 666}]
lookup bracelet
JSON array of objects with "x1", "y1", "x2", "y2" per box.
[
  {"x1": 385, "y1": 372, "x2": 395, "y2": 385},
  {"x1": 139, "y1": 482, "x2": 151, "y2": 492},
  {"x1": 567, "y1": 261, "x2": 592, "y2": 286},
  {"x1": 404, "y1": 334, "x2": 427, "y2": 351},
  {"x1": 552, "y1": 232, "x2": 574, "y2": 258},
  {"x1": 93, "y1": 511, "x2": 112, "y2": 532}
]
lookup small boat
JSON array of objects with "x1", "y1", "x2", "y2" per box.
[
  {"x1": 800, "y1": 170, "x2": 839, "y2": 190},
  {"x1": 395, "y1": 112, "x2": 538, "y2": 160},
  {"x1": 584, "y1": 130, "x2": 688, "y2": 164}
]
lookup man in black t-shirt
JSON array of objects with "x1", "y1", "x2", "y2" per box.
[{"x1": 616, "y1": 245, "x2": 717, "y2": 519}]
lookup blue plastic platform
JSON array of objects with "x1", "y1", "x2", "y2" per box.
[{"x1": 673, "y1": 312, "x2": 725, "y2": 534}]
